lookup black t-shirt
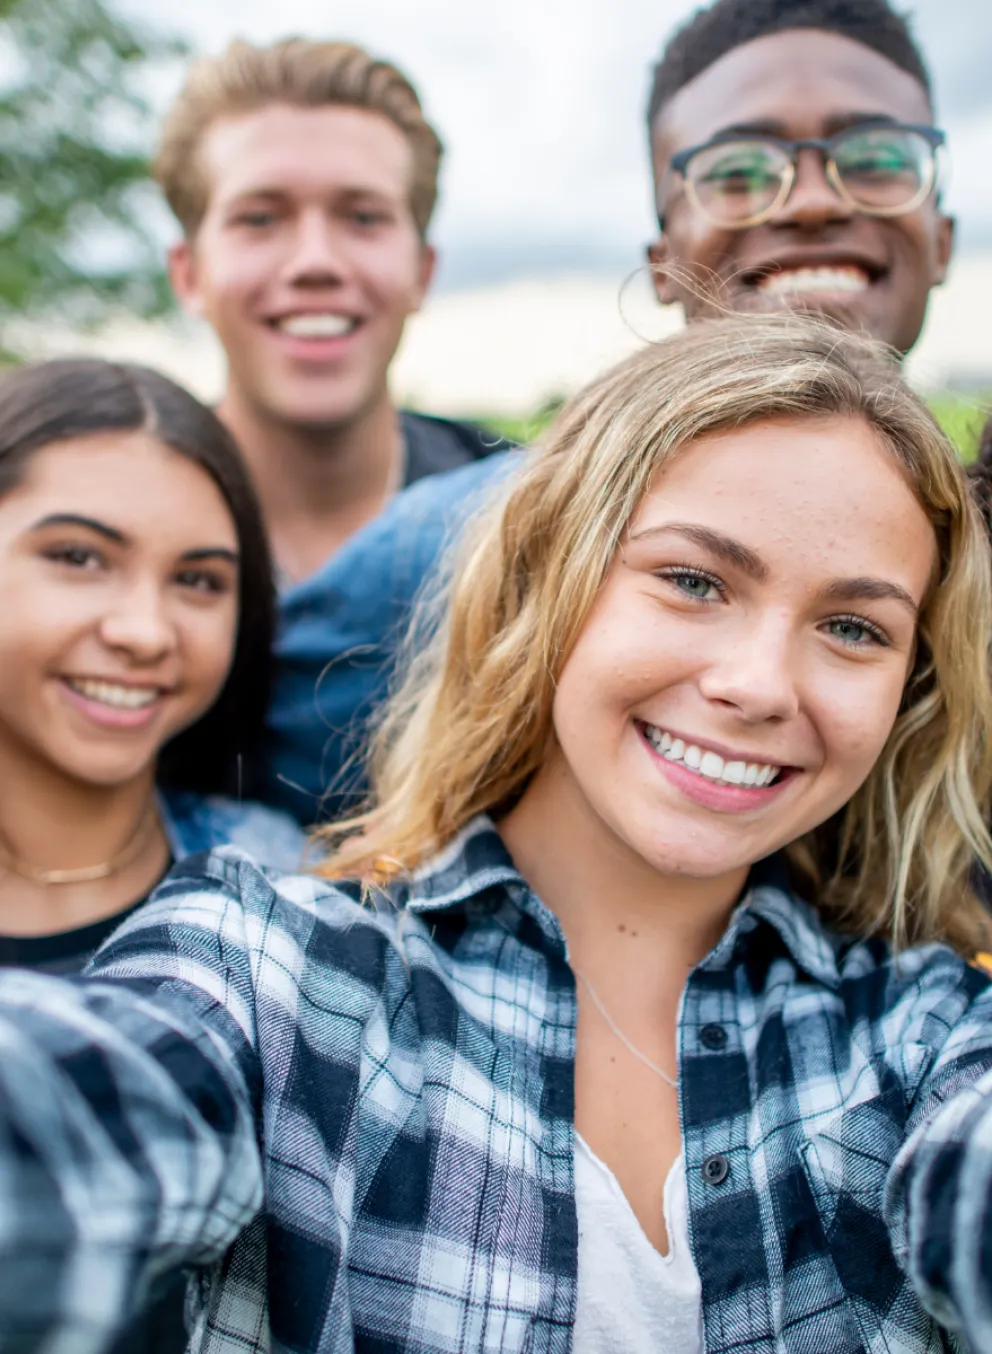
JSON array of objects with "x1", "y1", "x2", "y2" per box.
[
  {"x1": 399, "y1": 410, "x2": 512, "y2": 485},
  {"x1": 0, "y1": 877, "x2": 186, "y2": 1354},
  {"x1": 0, "y1": 902, "x2": 147, "y2": 975}
]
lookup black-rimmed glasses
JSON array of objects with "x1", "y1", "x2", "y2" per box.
[{"x1": 661, "y1": 123, "x2": 945, "y2": 229}]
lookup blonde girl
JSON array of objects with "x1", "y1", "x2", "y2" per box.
[{"x1": 1, "y1": 314, "x2": 992, "y2": 1354}]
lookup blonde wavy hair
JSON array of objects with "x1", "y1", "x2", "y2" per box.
[{"x1": 320, "y1": 313, "x2": 992, "y2": 955}]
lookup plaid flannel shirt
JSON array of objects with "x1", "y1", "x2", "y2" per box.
[{"x1": 2, "y1": 817, "x2": 992, "y2": 1353}]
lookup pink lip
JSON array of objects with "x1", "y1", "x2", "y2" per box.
[
  {"x1": 58, "y1": 679, "x2": 165, "y2": 732},
  {"x1": 638, "y1": 724, "x2": 798, "y2": 813}
]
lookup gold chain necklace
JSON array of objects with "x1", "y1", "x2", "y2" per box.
[{"x1": 0, "y1": 800, "x2": 160, "y2": 886}]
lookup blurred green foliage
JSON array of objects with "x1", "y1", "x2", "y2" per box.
[
  {"x1": 928, "y1": 392, "x2": 991, "y2": 464},
  {"x1": 483, "y1": 391, "x2": 992, "y2": 462},
  {"x1": 0, "y1": 0, "x2": 185, "y2": 348}
]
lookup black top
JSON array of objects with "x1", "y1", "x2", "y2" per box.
[
  {"x1": 0, "y1": 902, "x2": 148, "y2": 975},
  {"x1": 0, "y1": 874, "x2": 186, "y2": 1354},
  {"x1": 399, "y1": 410, "x2": 512, "y2": 484}
]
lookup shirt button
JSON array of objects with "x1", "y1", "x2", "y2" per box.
[
  {"x1": 700, "y1": 1023, "x2": 727, "y2": 1050},
  {"x1": 701, "y1": 1153, "x2": 730, "y2": 1186}
]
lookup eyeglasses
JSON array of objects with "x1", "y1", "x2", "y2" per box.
[{"x1": 662, "y1": 123, "x2": 945, "y2": 230}]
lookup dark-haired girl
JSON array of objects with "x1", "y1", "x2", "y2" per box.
[
  {"x1": 0, "y1": 359, "x2": 305, "y2": 1354},
  {"x1": 0, "y1": 359, "x2": 303, "y2": 974}
]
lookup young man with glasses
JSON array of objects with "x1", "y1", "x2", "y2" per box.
[{"x1": 645, "y1": 0, "x2": 953, "y2": 355}]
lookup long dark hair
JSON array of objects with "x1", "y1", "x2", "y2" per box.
[{"x1": 0, "y1": 358, "x2": 275, "y2": 796}]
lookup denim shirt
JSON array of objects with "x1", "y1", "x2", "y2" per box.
[
  {"x1": 159, "y1": 789, "x2": 307, "y2": 872},
  {"x1": 263, "y1": 453, "x2": 517, "y2": 823},
  {"x1": 1, "y1": 818, "x2": 991, "y2": 1352}
]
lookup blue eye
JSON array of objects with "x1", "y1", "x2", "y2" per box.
[
  {"x1": 657, "y1": 567, "x2": 724, "y2": 601},
  {"x1": 676, "y1": 574, "x2": 714, "y2": 598},
  {"x1": 825, "y1": 616, "x2": 888, "y2": 647}
]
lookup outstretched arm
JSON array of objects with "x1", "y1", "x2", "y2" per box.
[
  {"x1": 0, "y1": 855, "x2": 270, "y2": 1352},
  {"x1": 886, "y1": 982, "x2": 992, "y2": 1348}
]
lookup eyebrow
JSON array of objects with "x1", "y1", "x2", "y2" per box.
[
  {"x1": 629, "y1": 523, "x2": 768, "y2": 580},
  {"x1": 707, "y1": 112, "x2": 903, "y2": 142},
  {"x1": 31, "y1": 513, "x2": 126, "y2": 543},
  {"x1": 630, "y1": 523, "x2": 919, "y2": 612},
  {"x1": 820, "y1": 576, "x2": 919, "y2": 615},
  {"x1": 180, "y1": 547, "x2": 240, "y2": 566},
  {"x1": 31, "y1": 514, "x2": 239, "y2": 565},
  {"x1": 226, "y1": 183, "x2": 394, "y2": 206}
]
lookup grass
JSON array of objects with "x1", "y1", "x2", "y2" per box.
[{"x1": 483, "y1": 392, "x2": 992, "y2": 463}]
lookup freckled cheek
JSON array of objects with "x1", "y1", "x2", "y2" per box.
[
  {"x1": 810, "y1": 674, "x2": 907, "y2": 776},
  {"x1": 558, "y1": 612, "x2": 698, "y2": 725}
]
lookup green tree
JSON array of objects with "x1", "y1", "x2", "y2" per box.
[{"x1": 0, "y1": 0, "x2": 186, "y2": 344}]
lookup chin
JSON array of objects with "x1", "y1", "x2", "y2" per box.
[
  {"x1": 633, "y1": 831, "x2": 759, "y2": 882},
  {"x1": 269, "y1": 390, "x2": 371, "y2": 432},
  {"x1": 56, "y1": 757, "x2": 153, "y2": 790}
]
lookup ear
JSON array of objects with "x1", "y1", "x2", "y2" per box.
[
  {"x1": 412, "y1": 242, "x2": 437, "y2": 311},
  {"x1": 932, "y1": 213, "x2": 955, "y2": 287},
  {"x1": 646, "y1": 236, "x2": 680, "y2": 306},
  {"x1": 167, "y1": 238, "x2": 205, "y2": 317}
]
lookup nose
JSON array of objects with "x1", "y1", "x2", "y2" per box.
[
  {"x1": 697, "y1": 612, "x2": 801, "y2": 725},
  {"x1": 775, "y1": 147, "x2": 855, "y2": 228},
  {"x1": 98, "y1": 579, "x2": 176, "y2": 664},
  {"x1": 283, "y1": 208, "x2": 348, "y2": 284}
]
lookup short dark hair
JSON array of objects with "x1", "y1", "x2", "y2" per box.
[
  {"x1": 648, "y1": 0, "x2": 933, "y2": 132},
  {"x1": 0, "y1": 358, "x2": 275, "y2": 797}
]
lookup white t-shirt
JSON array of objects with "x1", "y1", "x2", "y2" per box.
[{"x1": 573, "y1": 1135, "x2": 703, "y2": 1353}]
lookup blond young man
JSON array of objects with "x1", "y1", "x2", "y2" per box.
[
  {"x1": 152, "y1": 40, "x2": 512, "y2": 824},
  {"x1": 156, "y1": 39, "x2": 505, "y2": 585}
]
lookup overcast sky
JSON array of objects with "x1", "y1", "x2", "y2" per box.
[{"x1": 118, "y1": 0, "x2": 992, "y2": 292}]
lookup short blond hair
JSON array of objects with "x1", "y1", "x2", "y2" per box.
[
  {"x1": 321, "y1": 313, "x2": 992, "y2": 957},
  {"x1": 154, "y1": 38, "x2": 443, "y2": 239}
]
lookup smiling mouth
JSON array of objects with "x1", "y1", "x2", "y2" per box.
[
  {"x1": 274, "y1": 313, "x2": 359, "y2": 338},
  {"x1": 750, "y1": 264, "x2": 875, "y2": 297},
  {"x1": 640, "y1": 721, "x2": 785, "y2": 788},
  {"x1": 64, "y1": 678, "x2": 162, "y2": 710}
]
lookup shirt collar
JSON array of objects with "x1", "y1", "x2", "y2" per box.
[
  {"x1": 404, "y1": 816, "x2": 844, "y2": 989},
  {"x1": 404, "y1": 816, "x2": 567, "y2": 953},
  {"x1": 717, "y1": 869, "x2": 845, "y2": 991}
]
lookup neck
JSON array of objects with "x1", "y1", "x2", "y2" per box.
[
  {"x1": 499, "y1": 759, "x2": 747, "y2": 992},
  {"x1": 0, "y1": 754, "x2": 159, "y2": 874},
  {"x1": 219, "y1": 386, "x2": 404, "y2": 583}
]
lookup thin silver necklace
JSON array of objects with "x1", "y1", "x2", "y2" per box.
[{"x1": 573, "y1": 967, "x2": 678, "y2": 1090}]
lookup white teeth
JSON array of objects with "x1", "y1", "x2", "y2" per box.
[
  {"x1": 722, "y1": 761, "x2": 747, "y2": 786},
  {"x1": 278, "y1": 313, "x2": 356, "y2": 338},
  {"x1": 699, "y1": 750, "x2": 723, "y2": 779},
  {"x1": 759, "y1": 266, "x2": 870, "y2": 297},
  {"x1": 68, "y1": 679, "x2": 160, "y2": 710},
  {"x1": 642, "y1": 723, "x2": 782, "y2": 789}
]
